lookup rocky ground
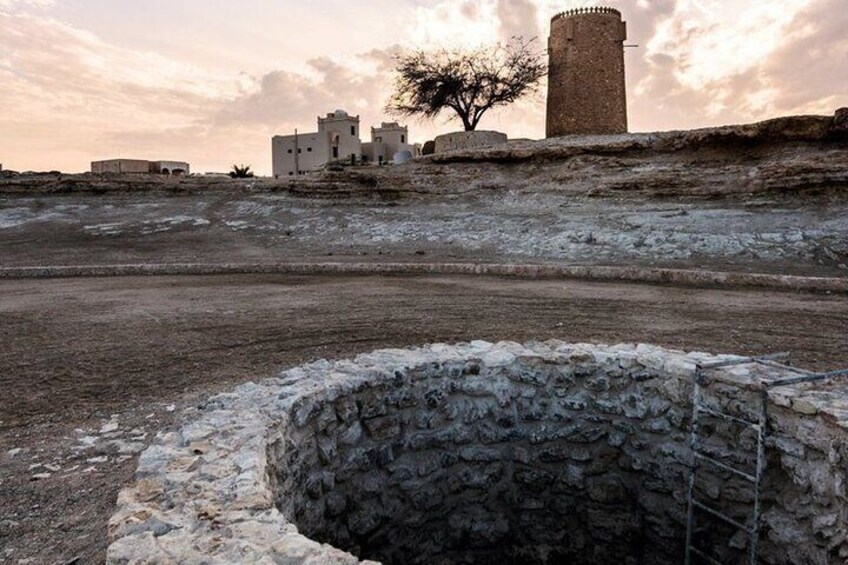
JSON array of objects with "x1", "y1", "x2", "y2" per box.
[
  {"x1": 0, "y1": 113, "x2": 846, "y2": 564},
  {"x1": 1, "y1": 114, "x2": 847, "y2": 276}
]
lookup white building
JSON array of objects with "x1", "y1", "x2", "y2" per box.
[
  {"x1": 362, "y1": 122, "x2": 415, "y2": 165},
  {"x1": 91, "y1": 159, "x2": 190, "y2": 175},
  {"x1": 271, "y1": 111, "x2": 417, "y2": 178},
  {"x1": 272, "y1": 110, "x2": 362, "y2": 178}
]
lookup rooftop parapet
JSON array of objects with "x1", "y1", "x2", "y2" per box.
[{"x1": 552, "y1": 6, "x2": 621, "y2": 21}]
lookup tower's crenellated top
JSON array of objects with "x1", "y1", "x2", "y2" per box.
[{"x1": 551, "y1": 6, "x2": 621, "y2": 21}]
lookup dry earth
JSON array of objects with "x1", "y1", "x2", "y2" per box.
[{"x1": 1, "y1": 274, "x2": 847, "y2": 564}]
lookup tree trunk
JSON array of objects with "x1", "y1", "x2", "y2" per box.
[{"x1": 459, "y1": 111, "x2": 474, "y2": 132}]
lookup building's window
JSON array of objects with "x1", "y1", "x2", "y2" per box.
[
  {"x1": 288, "y1": 172, "x2": 293, "y2": 176},
  {"x1": 375, "y1": 136, "x2": 382, "y2": 143},
  {"x1": 287, "y1": 149, "x2": 293, "y2": 154},
  {"x1": 332, "y1": 147, "x2": 339, "y2": 158},
  {"x1": 351, "y1": 126, "x2": 356, "y2": 136},
  {"x1": 307, "y1": 147, "x2": 312, "y2": 152},
  {"x1": 401, "y1": 135, "x2": 405, "y2": 143},
  {"x1": 298, "y1": 148, "x2": 302, "y2": 154}
]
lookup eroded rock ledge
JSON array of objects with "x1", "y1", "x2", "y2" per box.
[
  {"x1": 107, "y1": 341, "x2": 848, "y2": 564},
  {"x1": 425, "y1": 110, "x2": 848, "y2": 164}
]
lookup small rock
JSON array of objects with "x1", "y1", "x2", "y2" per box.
[
  {"x1": 99, "y1": 422, "x2": 120, "y2": 434},
  {"x1": 6, "y1": 448, "x2": 22, "y2": 458},
  {"x1": 30, "y1": 473, "x2": 52, "y2": 481},
  {"x1": 792, "y1": 398, "x2": 819, "y2": 415},
  {"x1": 831, "y1": 107, "x2": 848, "y2": 136},
  {"x1": 87, "y1": 456, "x2": 108, "y2": 464},
  {"x1": 75, "y1": 436, "x2": 98, "y2": 449}
]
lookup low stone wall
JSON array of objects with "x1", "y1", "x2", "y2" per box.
[
  {"x1": 107, "y1": 341, "x2": 848, "y2": 564},
  {"x1": 3, "y1": 262, "x2": 845, "y2": 293},
  {"x1": 433, "y1": 131, "x2": 508, "y2": 154}
]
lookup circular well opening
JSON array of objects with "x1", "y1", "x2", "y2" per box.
[{"x1": 271, "y1": 347, "x2": 709, "y2": 564}]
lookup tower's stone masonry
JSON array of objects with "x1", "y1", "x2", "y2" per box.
[{"x1": 547, "y1": 7, "x2": 628, "y2": 137}]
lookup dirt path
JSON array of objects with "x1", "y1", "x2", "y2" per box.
[{"x1": 1, "y1": 274, "x2": 846, "y2": 564}]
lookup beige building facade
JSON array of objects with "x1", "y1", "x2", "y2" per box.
[
  {"x1": 272, "y1": 112, "x2": 416, "y2": 178},
  {"x1": 151, "y1": 161, "x2": 190, "y2": 175},
  {"x1": 91, "y1": 159, "x2": 150, "y2": 174},
  {"x1": 272, "y1": 110, "x2": 362, "y2": 178},
  {"x1": 91, "y1": 159, "x2": 189, "y2": 175},
  {"x1": 362, "y1": 122, "x2": 415, "y2": 165}
]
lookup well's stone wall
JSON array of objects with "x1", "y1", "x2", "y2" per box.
[
  {"x1": 107, "y1": 341, "x2": 848, "y2": 564},
  {"x1": 433, "y1": 131, "x2": 508, "y2": 154}
]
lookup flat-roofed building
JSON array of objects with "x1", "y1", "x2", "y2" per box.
[
  {"x1": 150, "y1": 161, "x2": 190, "y2": 175},
  {"x1": 91, "y1": 159, "x2": 190, "y2": 175},
  {"x1": 362, "y1": 122, "x2": 415, "y2": 165},
  {"x1": 272, "y1": 110, "x2": 362, "y2": 178},
  {"x1": 272, "y1": 111, "x2": 418, "y2": 178},
  {"x1": 91, "y1": 159, "x2": 151, "y2": 174}
]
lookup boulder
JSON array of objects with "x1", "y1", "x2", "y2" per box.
[{"x1": 830, "y1": 107, "x2": 848, "y2": 139}]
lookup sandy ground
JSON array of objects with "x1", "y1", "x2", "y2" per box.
[{"x1": 1, "y1": 274, "x2": 846, "y2": 564}]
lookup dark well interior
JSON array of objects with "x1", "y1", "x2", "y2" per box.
[{"x1": 268, "y1": 358, "x2": 785, "y2": 565}]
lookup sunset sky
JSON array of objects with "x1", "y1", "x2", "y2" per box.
[{"x1": 1, "y1": 0, "x2": 845, "y2": 174}]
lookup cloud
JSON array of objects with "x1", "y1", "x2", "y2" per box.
[
  {"x1": 497, "y1": 0, "x2": 539, "y2": 41},
  {"x1": 0, "y1": 0, "x2": 845, "y2": 174},
  {"x1": 0, "y1": 10, "x2": 252, "y2": 171},
  {"x1": 0, "y1": 0, "x2": 53, "y2": 8},
  {"x1": 631, "y1": 0, "x2": 846, "y2": 129},
  {"x1": 760, "y1": 0, "x2": 848, "y2": 114},
  {"x1": 215, "y1": 50, "x2": 398, "y2": 131},
  {"x1": 411, "y1": 0, "x2": 500, "y2": 48}
]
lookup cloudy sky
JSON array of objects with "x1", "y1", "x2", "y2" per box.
[{"x1": 1, "y1": 0, "x2": 845, "y2": 174}]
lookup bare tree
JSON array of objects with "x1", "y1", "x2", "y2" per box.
[{"x1": 387, "y1": 38, "x2": 546, "y2": 132}]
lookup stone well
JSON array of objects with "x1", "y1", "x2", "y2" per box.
[{"x1": 107, "y1": 341, "x2": 848, "y2": 564}]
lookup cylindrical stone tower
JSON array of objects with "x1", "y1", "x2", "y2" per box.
[{"x1": 546, "y1": 7, "x2": 628, "y2": 137}]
